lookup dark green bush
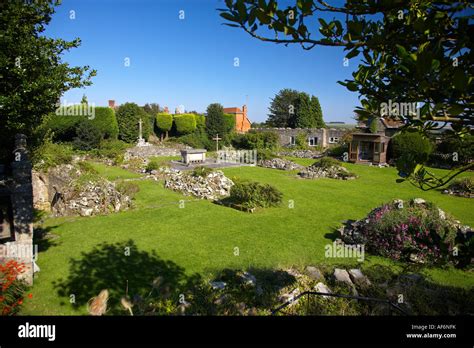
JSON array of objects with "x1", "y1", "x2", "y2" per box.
[
  {"x1": 391, "y1": 132, "x2": 434, "y2": 174},
  {"x1": 229, "y1": 180, "x2": 283, "y2": 209},
  {"x1": 72, "y1": 119, "x2": 102, "y2": 151},
  {"x1": 174, "y1": 114, "x2": 197, "y2": 135},
  {"x1": 431, "y1": 134, "x2": 474, "y2": 167},
  {"x1": 312, "y1": 157, "x2": 341, "y2": 168},
  {"x1": 232, "y1": 131, "x2": 279, "y2": 150},
  {"x1": 178, "y1": 130, "x2": 212, "y2": 150}
]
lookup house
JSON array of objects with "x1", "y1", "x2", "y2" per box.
[
  {"x1": 253, "y1": 125, "x2": 352, "y2": 148},
  {"x1": 349, "y1": 117, "x2": 403, "y2": 164},
  {"x1": 223, "y1": 105, "x2": 251, "y2": 133}
]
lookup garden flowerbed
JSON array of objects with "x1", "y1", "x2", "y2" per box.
[{"x1": 338, "y1": 198, "x2": 473, "y2": 266}]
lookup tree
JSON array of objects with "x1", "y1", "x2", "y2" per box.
[
  {"x1": 156, "y1": 113, "x2": 173, "y2": 141},
  {"x1": 219, "y1": 0, "x2": 473, "y2": 189},
  {"x1": 310, "y1": 96, "x2": 325, "y2": 128},
  {"x1": 267, "y1": 88, "x2": 300, "y2": 127},
  {"x1": 205, "y1": 103, "x2": 227, "y2": 138},
  {"x1": 116, "y1": 103, "x2": 151, "y2": 143},
  {"x1": 0, "y1": 0, "x2": 96, "y2": 160},
  {"x1": 294, "y1": 93, "x2": 312, "y2": 128}
]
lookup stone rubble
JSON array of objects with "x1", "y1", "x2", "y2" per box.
[
  {"x1": 33, "y1": 164, "x2": 133, "y2": 217},
  {"x1": 156, "y1": 167, "x2": 234, "y2": 200},
  {"x1": 277, "y1": 150, "x2": 323, "y2": 159},
  {"x1": 298, "y1": 163, "x2": 357, "y2": 180},
  {"x1": 258, "y1": 158, "x2": 305, "y2": 171}
]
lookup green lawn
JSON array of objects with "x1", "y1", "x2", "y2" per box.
[{"x1": 21, "y1": 160, "x2": 474, "y2": 315}]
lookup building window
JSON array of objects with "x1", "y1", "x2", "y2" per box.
[
  {"x1": 290, "y1": 136, "x2": 296, "y2": 146},
  {"x1": 308, "y1": 137, "x2": 317, "y2": 146},
  {"x1": 329, "y1": 137, "x2": 340, "y2": 144}
]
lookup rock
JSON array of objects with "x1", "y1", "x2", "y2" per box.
[
  {"x1": 305, "y1": 266, "x2": 325, "y2": 281},
  {"x1": 240, "y1": 272, "x2": 257, "y2": 286},
  {"x1": 298, "y1": 163, "x2": 356, "y2": 180},
  {"x1": 348, "y1": 269, "x2": 371, "y2": 287},
  {"x1": 412, "y1": 198, "x2": 426, "y2": 205},
  {"x1": 80, "y1": 208, "x2": 94, "y2": 217},
  {"x1": 279, "y1": 288, "x2": 300, "y2": 306},
  {"x1": 258, "y1": 158, "x2": 305, "y2": 171},
  {"x1": 393, "y1": 199, "x2": 404, "y2": 209},
  {"x1": 163, "y1": 169, "x2": 234, "y2": 200},
  {"x1": 277, "y1": 150, "x2": 322, "y2": 159},
  {"x1": 314, "y1": 282, "x2": 332, "y2": 299},
  {"x1": 210, "y1": 281, "x2": 227, "y2": 290},
  {"x1": 438, "y1": 208, "x2": 446, "y2": 220},
  {"x1": 334, "y1": 268, "x2": 353, "y2": 286}
]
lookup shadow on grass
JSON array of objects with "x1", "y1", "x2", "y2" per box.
[{"x1": 53, "y1": 240, "x2": 187, "y2": 315}]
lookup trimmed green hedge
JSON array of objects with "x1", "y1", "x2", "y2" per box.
[
  {"x1": 116, "y1": 103, "x2": 152, "y2": 143},
  {"x1": 174, "y1": 114, "x2": 197, "y2": 135},
  {"x1": 46, "y1": 106, "x2": 118, "y2": 142}
]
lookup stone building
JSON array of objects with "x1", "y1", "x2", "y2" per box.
[
  {"x1": 0, "y1": 134, "x2": 35, "y2": 284},
  {"x1": 253, "y1": 127, "x2": 350, "y2": 148},
  {"x1": 223, "y1": 105, "x2": 251, "y2": 133}
]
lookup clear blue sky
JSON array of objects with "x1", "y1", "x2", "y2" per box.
[{"x1": 46, "y1": 0, "x2": 361, "y2": 123}]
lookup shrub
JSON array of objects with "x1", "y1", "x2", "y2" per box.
[
  {"x1": 295, "y1": 133, "x2": 309, "y2": 149},
  {"x1": 360, "y1": 200, "x2": 462, "y2": 265},
  {"x1": 448, "y1": 177, "x2": 474, "y2": 194},
  {"x1": 95, "y1": 139, "x2": 130, "y2": 159},
  {"x1": 195, "y1": 114, "x2": 206, "y2": 131},
  {"x1": 192, "y1": 166, "x2": 213, "y2": 177},
  {"x1": 432, "y1": 134, "x2": 474, "y2": 167},
  {"x1": 116, "y1": 181, "x2": 140, "y2": 199},
  {"x1": 0, "y1": 260, "x2": 28, "y2": 316},
  {"x1": 178, "y1": 130, "x2": 212, "y2": 150},
  {"x1": 391, "y1": 132, "x2": 434, "y2": 174},
  {"x1": 32, "y1": 141, "x2": 74, "y2": 170},
  {"x1": 223, "y1": 113, "x2": 236, "y2": 133},
  {"x1": 156, "y1": 113, "x2": 173, "y2": 140},
  {"x1": 257, "y1": 149, "x2": 278, "y2": 161},
  {"x1": 228, "y1": 180, "x2": 283, "y2": 209},
  {"x1": 145, "y1": 159, "x2": 161, "y2": 172},
  {"x1": 116, "y1": 103, "x2": 152, "y2": 143},
  {"x1": 72, "y1": 119, "x2": 102, "y2": 151},
  {"x1": 312, "y1": 157, "x2": 341, "y2": 168},
  {"x1": 232, "y1": 131, "x2": 279, "y2": 150},
  {"x1": 76, "y1": 161, "x2": 98, "y2": 174},
  {"x1": 174, "y1": 114, "x2": 197, "y2": 135}
]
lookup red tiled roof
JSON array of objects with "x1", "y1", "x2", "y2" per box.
[{"x1": 223, "y1": 107, "x2": 242, "y2": 114}]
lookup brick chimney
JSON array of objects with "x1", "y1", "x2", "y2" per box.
[
  {"x1": 242, "y1": 105, "x2": 247, "y2": 119},
  {"x1": 108, "y1": 100, "x2": 115, "y2": 109}
]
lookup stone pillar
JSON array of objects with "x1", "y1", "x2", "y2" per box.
[{"x1": 9, "y1": 134, "x2": 34, "y2": 284}]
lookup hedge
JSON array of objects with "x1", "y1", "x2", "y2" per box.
[
  {"x1": 156, "y1": 113, "x2": 173, "y2": 137},
  {"x1": 223, "y1": 113, "x2": 236, "y2": 133},
  {"x1": 174, "y1": 114, "x2": 197, "y2": 135},
  {"x1": 46, "y1": 106, "x2": 118, "y2": 142}
]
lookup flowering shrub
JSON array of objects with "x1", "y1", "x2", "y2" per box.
[
  {"x1": 360, "y1": 200, "x2": 463, "y2": 265},
  {"x1": 0, "y1": 260, "x2": 28, "y2": 315}
]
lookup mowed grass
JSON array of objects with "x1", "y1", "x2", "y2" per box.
[{"x1": 21, "y1": 160, "x2": 474, "y2": 315}]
